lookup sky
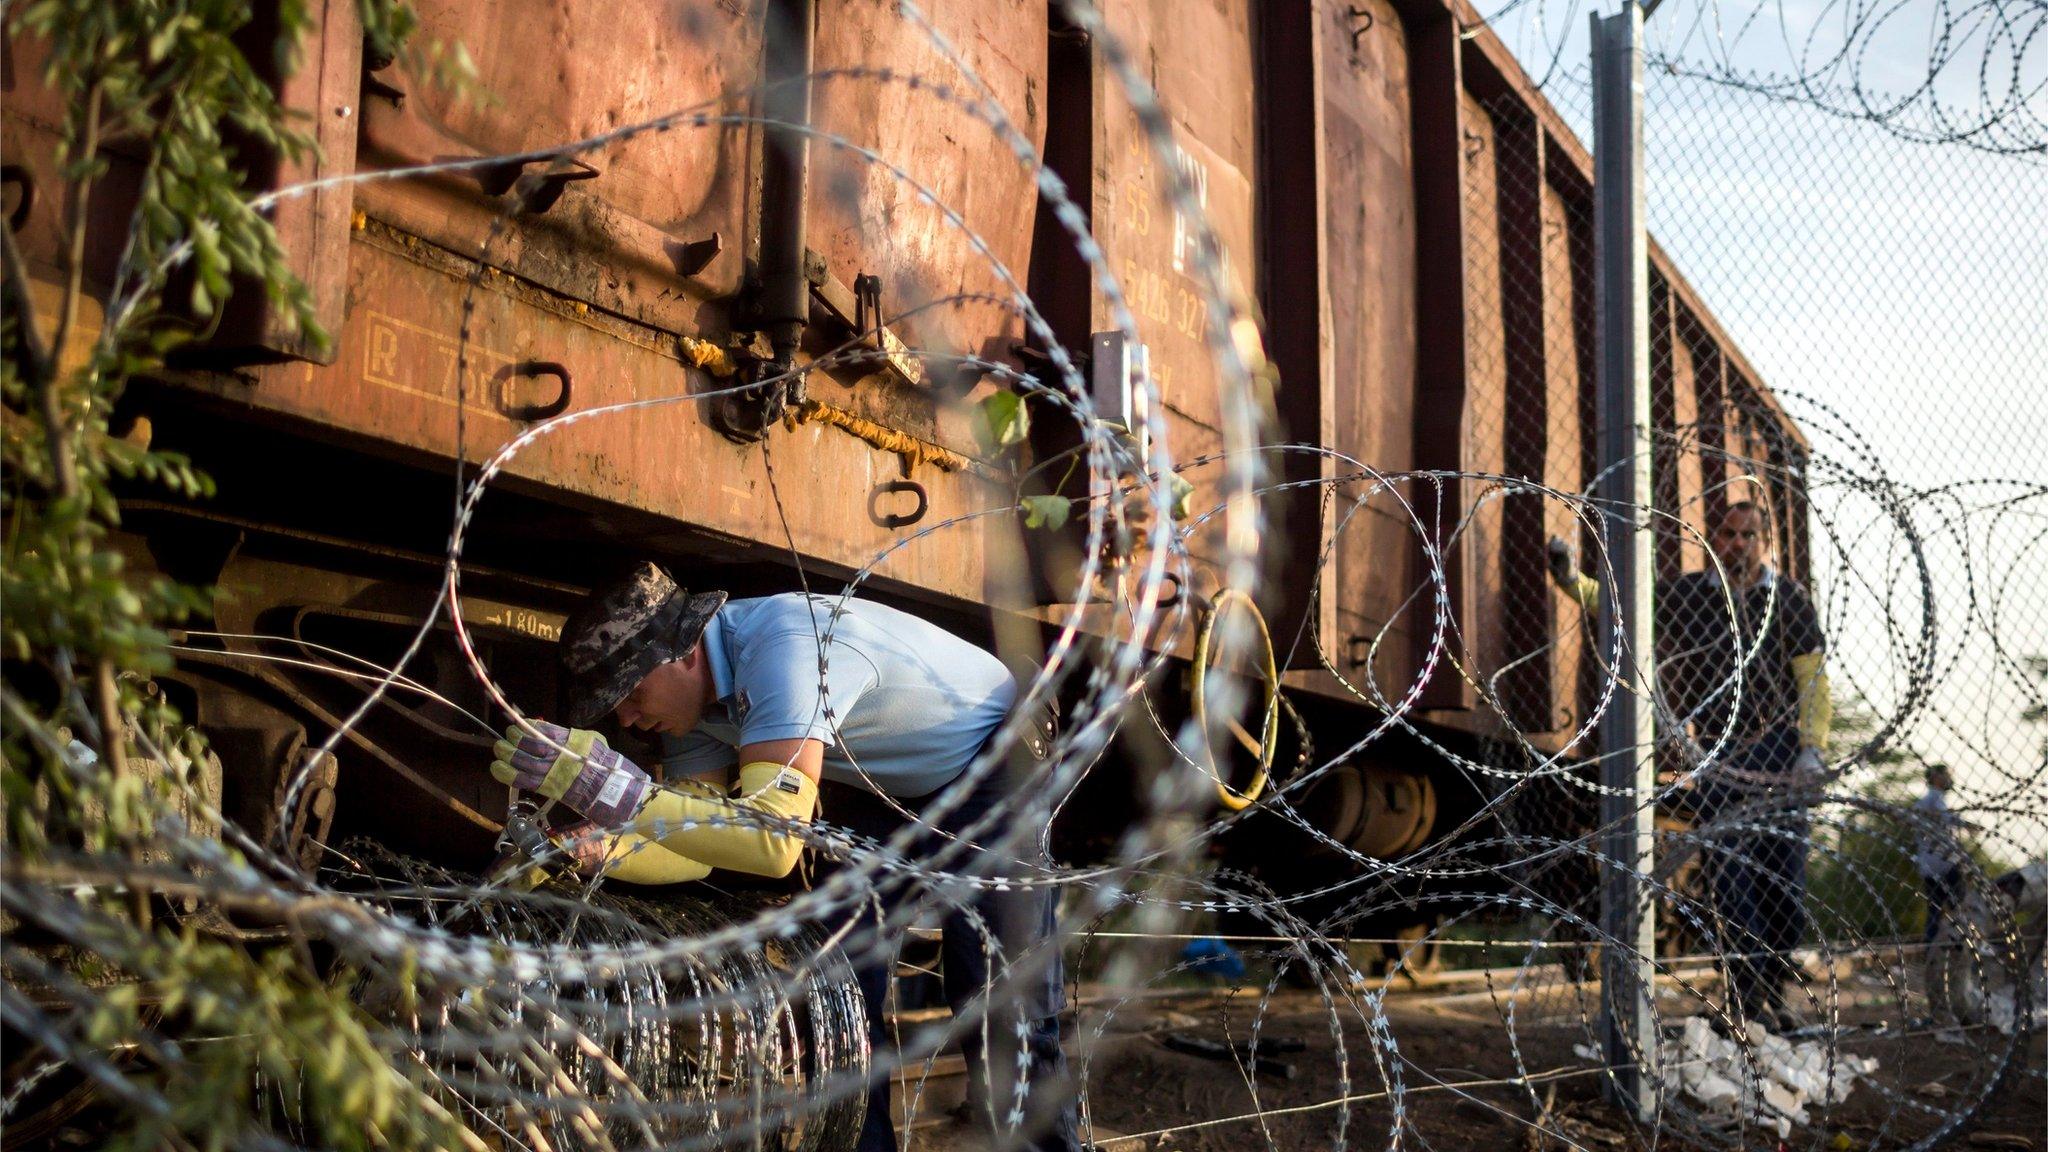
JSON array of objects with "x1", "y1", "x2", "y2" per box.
[{"x1": 1477, "y1": 0, "x2": 2048, "y2": 847}]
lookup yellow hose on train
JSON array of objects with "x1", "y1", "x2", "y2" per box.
[
  {"x1": 790, "y1": 399, "x2": 970, "y2": 474},
  {"x1": 1190, "y1": 588, "x2": 1279, "y2": 811}
]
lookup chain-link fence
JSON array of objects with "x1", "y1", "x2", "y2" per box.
[
  {"x1": 1447, "y1": 12, "x2": 2045, "y2": 1139},
  {"x1": 4, "y1": 1, "x2": 2039, "y2": 1148},
  {"x1": 1642, "y1": 49, "x2": 2046, "y2": 1048}
]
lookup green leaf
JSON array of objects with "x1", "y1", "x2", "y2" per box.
[
  {"x1": 146, "y1": 23, "x2": 179, "y2": 64},
  {"x1": 1169, "y1": 473, "x2": 1196, "y2": 521},
  {"x1": 972, "y1": 390, "x2": 1029, "y2": 454},
  {"x1": 1020, "y1": 494, "x2": 1071, "y2": 531},
  {"x1": 0, "y1": 5, "x2": 474, "y2": 1145}
]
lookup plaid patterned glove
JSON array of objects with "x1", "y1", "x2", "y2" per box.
[{"x1": 491, "y1": 721, "x2": 650, "y2": 827}]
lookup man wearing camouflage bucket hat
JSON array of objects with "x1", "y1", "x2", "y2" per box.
[{"x1": 488, "y1": 561, "x2": 1081, "y2": 1152}]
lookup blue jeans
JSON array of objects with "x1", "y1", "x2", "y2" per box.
[
  {"x1": 831, "y1": 745, "x2": 1078, "y2": 1152},
  {"x1": 1693, "y1": 728, "x2": 1810, "y2": 1018}
]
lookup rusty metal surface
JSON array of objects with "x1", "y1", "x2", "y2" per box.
[
  {"x1": 1541, "y1": 168, "x2": 1596, "y2": 739},
  {"x1": 1081, "y1": 0, "x2": 1261, "y2": 607},
  {"x1": 353, "y1": 0, "x2": 757, "y2": 334},
  {"x1": 1442, "y1": 61, "x2": 1813, "y2": 748},
  {"x1": 1254, "y1": 0, "x2": 1333, "y2": 669},
  {"x1": 807, "y1": 0, "x2": 1046, "y2": 370},
  {"x1": 1457, "y1": 90, "x2": 1555, "y2": 733},
  {"x1": 218, "y1": 0, "x2": 362, "y2": 361},
  {"x1": 1460, "y1": 87, "x2": 1510, "y2": 708},
  {"x1": 1, "y1": 16, "x2": 350, "y2": 362},
  {"x1": 1681, "y1": 311, "x2": 1735, "y2": 535},
  {"x1": 1, "y1": 34, "x2": 170, "y2": 307},
  {"x1": 1405, "y1": 10, "x2": 1474, "y2": 713},
  {"x1": 1457, "y1": 11, "x2": 1806, "y2": 452},
  {"x1": 0, "y1": 34, "x2": 84, "y2": 279},
  {"x1": 1, "y1": 0, "x2": 1820, "y2": 746},
  {"x1": 1489, "y1": 102, "x2": 1555, "y2": 733},
  {"x1": 1089, "y1": 0, "x2": 1263, "y2": 402},
  {"x1": 1323, "y1": 0, "x2": 1425, "y2": 704},
  {"x1": 203, "y1": 225, "x2": 1006, "y2": 606},
  {"x1": 1652, "y1": 278, "x2": 1706, "y2": 580}
]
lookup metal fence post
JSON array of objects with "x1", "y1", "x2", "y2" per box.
[{"x1": 1591, "y1": 0, "x2": 1658, "y2": 1119}]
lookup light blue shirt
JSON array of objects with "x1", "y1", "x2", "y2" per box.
[
  {"x1": 1912, "y1": 788, "x2": 1963, "y2": 879},
  {"x1": 659, "y1": 594, "x2": 1016, "y2": 797}
]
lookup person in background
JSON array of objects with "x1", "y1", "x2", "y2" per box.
[
  {"x1": 1548, "y1": 499, "x2": 1832, "y2": 1031},
  {"x1": 1912, "y1": 762, "x2": 1968, "y2": 942}
]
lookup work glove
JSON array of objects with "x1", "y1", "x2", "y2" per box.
[
  {"x1": 1790, "y1": 746, "x2": 1826, "y2": 783},
  {"x1": 543, "y1": 819, "x2": 616, "y2": 877},
  {"x1": 491, "y1": 721, "x2": 650, "y2": 827},
  {"x1": 1545, "y1": 536, "x2": 1579, "y2": 587}
]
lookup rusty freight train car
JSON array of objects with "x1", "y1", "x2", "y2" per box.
[{"x1": 3, "y1": 1, "x2": 1806, "y2": 893}]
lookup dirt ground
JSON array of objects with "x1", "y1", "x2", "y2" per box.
[{"x1": 907, "y1": 986, "x2": 2045, "y2": 1152}]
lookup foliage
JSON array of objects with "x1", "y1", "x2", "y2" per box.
[
  {"x1": 0, "y1": 1, "x2": 471, "y2": 1147},
  {"x1": 1808, "y1": 807, "x2": 1926, "y2": 940},
  {"x1": 972, "y1": 388, "x2": 1030, "y2": 453},
  {"x1": 2021, "y1": 654, "x2": 2048, "y2": 762},
  {"x1": 1807, "y1": 795, "x2": 2017, "y2": 943},
  {"x1": 1806, "y1": 696, "x2": 1922, "y2": 938},
  {"x1": 1020, "y1": 493, "x2": 1072, "y2": 530},
  {"x1": 59, "y1": 919, "x2": 466, "y2": 1152},
  {"x1": 1807, "y1": 695, "x2": 2017, "y2": 941}
]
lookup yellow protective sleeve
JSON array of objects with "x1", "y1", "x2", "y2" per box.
[
  {"x1": 630, "y1": 762, "x2": 817, "y2": 878},
  {"x1": 589, "y1": 779, "x2": 718, "y2": 885},
  {"x1": 598, "y1": 832, "x2": 713, "y2": 885},
  {"x1": 1789, "y1": 650, "x2": 1833, "y2": 750},
  {"x1": 1563, "y1": 573, "x2": 1602, "y2": 613}
]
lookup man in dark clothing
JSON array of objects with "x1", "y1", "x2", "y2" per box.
[{"x1": 1549, "y1": 500, "x2": 1832, "y2": 1029}]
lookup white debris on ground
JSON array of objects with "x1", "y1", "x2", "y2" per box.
[
  {"x1": 1575, "y1": 1017, "x2": 1881, "y2": 1138},
  {"x1": 1664, "y1": 1017, "x2": 1878, "y2": 1137},
  {"x1": 1981, "y1": 986, "x2": 2047, "y2": 1036}
]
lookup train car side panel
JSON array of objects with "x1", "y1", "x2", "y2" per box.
[
  {"x1": 353, "y1": 0, "x2": 757, "y2": 333},
  {"x1": 1321, "y1": 0, "x2": 1425, "y2": 701},
  {"x1": 807, "y1": 2, "x2": 1049, "y2": 368},
  {"x1": 211, "y1": 226, "x2": 1003, "y2": 602}
]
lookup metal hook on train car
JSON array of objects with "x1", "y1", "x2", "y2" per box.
[
  {"x1": 1123, "y1": 569, "x2": 1184, "y2": 609},
  {"x1": 712, "y1": 355, "x2": 791, "y2": 443},
  {"x1": 1153, "y1": 571, "x2": 1184, "y2": 609},
  {"x1": 1345, "y1": 634, "x2": 1373, "y2": 669},
  {"x1": 470, "y1": 155, "x2": 600, "y2": 215},
  {"x1": 494, "y1": 361, "x2": 572, "y2": 422},
  {"x1": 867, "y1": 479, "x2": 928, "y2": 529},
  {"x1": 2, "y1": 165, "x2": 35, "y2": 232},
  {"x1": 1346, "y1": 6, "x2": 1375, "y2": 50}
]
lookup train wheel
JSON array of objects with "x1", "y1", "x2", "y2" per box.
[{"x1": 1378, "y1": 922, "x2": 1443, "y2": 981}]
